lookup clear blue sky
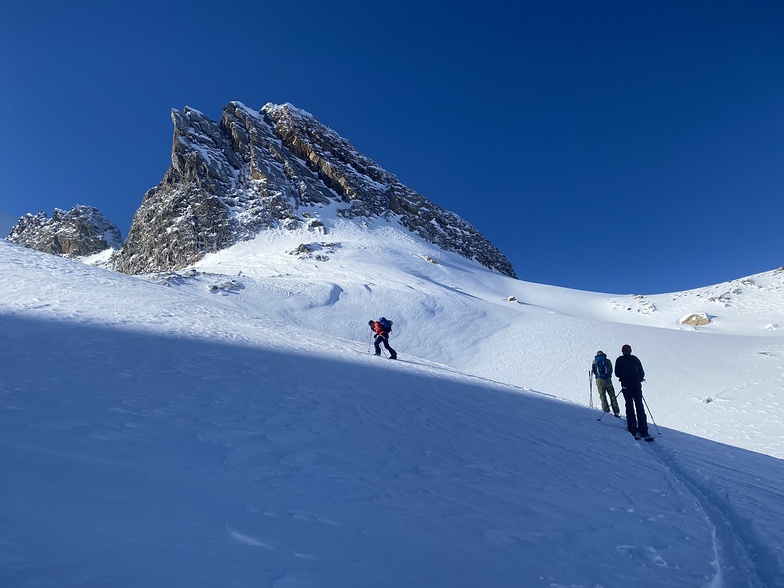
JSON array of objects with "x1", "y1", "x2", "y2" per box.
[{"x1": 1, "y1": 1, "x2": 781, "y2": 294}]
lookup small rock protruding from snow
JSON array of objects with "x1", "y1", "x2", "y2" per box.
[
  {"x1": 680, "y1": 313, "x2": 712, "y2": 326},
  {"x1": 288, "y1": 242, "x2": 340, "y2": 261}
]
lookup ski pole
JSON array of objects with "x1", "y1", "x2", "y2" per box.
[
  {"x1": 642, "y1": 393, "x2": 661, "y2": 435},
  {"x1": 588, "y1": 371, "x2": 594, "y2": 409}
]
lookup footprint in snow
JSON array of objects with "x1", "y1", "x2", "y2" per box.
[{"x1": 616, "y1": 544, "x2": 668, "y2": 567}]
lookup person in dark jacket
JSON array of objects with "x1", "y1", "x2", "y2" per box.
[
  {"x1": 614, "y1": 344, "x2": 650, "y2": 439},
  {"x1": 369, "y1": 318, "x2": 397, "y2": 359}
]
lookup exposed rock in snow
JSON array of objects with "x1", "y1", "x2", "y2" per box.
[
  {"x1": 609, "y1": 294, "x2": 657, "y2": 315},
  {"x1": 6, "y1": 205, "x2": 123, "y2": 258},
  {"x1": 288, "y1": 241, "x2": 340, "y2": 261},
  {"x1": 680, "y1": 312, "x2": 713, "y2": 326}
]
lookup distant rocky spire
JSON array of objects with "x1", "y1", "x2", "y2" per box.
[
  {"x1": 112, "y1": 102, "x2": 517, "y2": 277},
  {"x1": 6, "y1": 205, "x2": 122, "y2": 258}
]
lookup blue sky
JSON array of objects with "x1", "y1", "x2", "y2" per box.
[{"x1": 1, "y1": 1, "x2": 781, "y2": 294}]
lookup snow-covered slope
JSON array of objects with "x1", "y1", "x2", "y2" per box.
[
  {"x1": 187, "y1": 222, "x2": 784, "y2": 458},
  {"x1": 1, "y1": 233, "x2": 783, "y2": 587}
]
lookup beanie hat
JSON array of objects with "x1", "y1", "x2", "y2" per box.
[
  {"x1": 596, "y1": 350, "x2": 604, "y2": 356},
  {"x1": 621, "y1": 344, "x2": 632, "y2": 354}
]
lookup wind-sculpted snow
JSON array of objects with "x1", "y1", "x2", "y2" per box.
[
  {"x1": 1, "y1": 239, "x2": 783, "y2": 587},
  {"x1": 112, "y1": 101, "x2": 516, "y2": 278}
]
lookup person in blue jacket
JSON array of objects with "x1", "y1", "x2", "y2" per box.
[{"x1": 592, "y1": 350, "x2": 619, "y2": 416}]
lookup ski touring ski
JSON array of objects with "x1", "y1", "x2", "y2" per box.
[{"x1": 596, "y1": 413, "x2": 654, "y2": 441}]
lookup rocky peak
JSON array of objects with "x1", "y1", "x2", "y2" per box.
[
  {"x1": 112, "y1": 102, "x2": 517, "y2": 278},
  {"x1": 6, "y1": 205, "x2": 122, "y2": 258}
]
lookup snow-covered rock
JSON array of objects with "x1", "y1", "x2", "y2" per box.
[{"x1": 6, "y1": 205, "x2": 122, "y2": 258}]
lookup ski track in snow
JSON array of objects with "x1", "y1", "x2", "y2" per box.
[{"x1": 644, "y1": 441, "x2": 777, "y2": 587}]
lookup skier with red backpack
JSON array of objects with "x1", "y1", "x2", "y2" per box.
[{"x1": 368, "y1": 317, "x2": 397, "y2": 360}]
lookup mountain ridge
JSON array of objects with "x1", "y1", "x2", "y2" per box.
[
  {"x1": 112, "y1": 101, "x2": 517, "y2": 277},
  {"x1": 6, "y1": 101, "x2": 515, "y2": 279}
]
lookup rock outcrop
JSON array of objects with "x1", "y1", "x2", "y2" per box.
[
  {"x1": 6, "y1": 206, "x2": 122, "y2": 258},
  {"x1": 680, "y1": 313, "x2": 712, "y2": 326},
  {"x1": 112, "y1": 102, "x2": 517, "y2": 277}
]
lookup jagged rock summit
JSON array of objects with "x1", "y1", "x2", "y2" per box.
[
  {"x1": 112, "y1": 102, "x2": 517, "y2": 278},
  {"x1": 7, "y1": 205, "x2": 122, "y2": 258}
]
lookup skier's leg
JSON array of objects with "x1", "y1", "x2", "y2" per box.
[
  {"x1": 608, "y1": 384, "x2": 620, "y2": 414},
  {"x1": 621, "y1": 388, "x2": 637, "y2": 434},
  {"x1": 597, "y1": 382, "x2": 610, "y2": 412},
  {"x1": 383, "y1": 335, "x2": 397, "y2": 359},
  {"x1": 633, "y1": 388, "x2": 648, "y2": 436}
]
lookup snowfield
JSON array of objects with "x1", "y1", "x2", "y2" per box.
[{"x1": 1, "y1": 224, "x2": 782, "y2": 588}]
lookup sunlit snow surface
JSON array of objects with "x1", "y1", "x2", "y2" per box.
[{"x1": 1, "y1": 226, "x2": 782, "y2": 588}]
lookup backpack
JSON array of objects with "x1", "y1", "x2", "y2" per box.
[
  {"x1": 595, "y1": 357, "x2": 612, "y2": 379},
  {"x1": 378, "y1": 317, "x2": 393, "y2": 333}
]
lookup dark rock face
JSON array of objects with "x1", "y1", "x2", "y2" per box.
[
  {"x1": 111, "y1": 102, "x2": 517, "y2": 277},
  {"x1": 6, "y1": 206, "x2": 122, "y2": 258}
]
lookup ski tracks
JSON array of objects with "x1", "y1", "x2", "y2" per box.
[{"x1": 644, "y1": 439, "x2": 782, "y2": 588}]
